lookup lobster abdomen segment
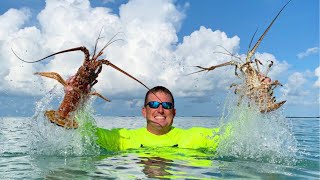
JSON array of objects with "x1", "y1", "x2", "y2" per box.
[{"x1": 57, "y1": 89, "x2": 84, "y2": 119}]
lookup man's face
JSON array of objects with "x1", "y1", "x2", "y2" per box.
[{"x1": 142, "y1": 91, "x2": 176, "y2": 135}]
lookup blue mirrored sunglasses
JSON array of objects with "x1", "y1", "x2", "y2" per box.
[{"x1": 145, "y1": 101, "x2": 173, "y2": 109}]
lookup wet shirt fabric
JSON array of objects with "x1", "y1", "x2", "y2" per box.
[{"x1": 95, "y1": 127, "x2": 221, "y2": 151}]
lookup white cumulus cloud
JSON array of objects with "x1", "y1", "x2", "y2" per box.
[
  {"x1": 281, "y1": 72, "x2": 309, "y2": 105},
  {"x1": 297, "y1": 47, "x2": 319, "y2": 59},
  {"x1": 314, "y1": 66, "x2": 320, "y2": 88},
  {"x1": 0, "y1": 0, "x2": 291, "y2": 103}
]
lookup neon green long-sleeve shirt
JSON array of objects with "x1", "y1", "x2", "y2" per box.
[{"x1": 95, "y1": 127, "x2": 221, "y2": 151}]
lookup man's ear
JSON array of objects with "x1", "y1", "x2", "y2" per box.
[
  {"x1": 142, "y1": 107, "x2": 147, "y2": 118},
  {"x1": 173, "y1": 108, "x2": 176, "y2": 117}
]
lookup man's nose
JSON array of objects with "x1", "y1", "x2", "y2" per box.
[{"x1": 157, "y1": 104, "x2": 164, "y2": 113}]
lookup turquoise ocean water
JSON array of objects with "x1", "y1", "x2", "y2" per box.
[{"x1": 0, "y1": 115, "x2": 319, "y2": 179}]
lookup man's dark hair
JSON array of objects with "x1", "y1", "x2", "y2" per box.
[{"x1": 144, "y1": 86, "x2": 174, "y2": 107}]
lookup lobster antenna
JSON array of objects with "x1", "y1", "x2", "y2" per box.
[
  {"x1": 186, "y1": 66, "x2": 209, "y2": 75},
  {"x1": 102, "y1": 60, "x2": 163, "y2": 102},
  {"x1": 92, "y1": 27, "x2": 105, "y2": 59},
  {"x1": 248, "y1": 28, "x2": 259, "y2": 50},
  {"x1": 93, "y1": 32, "x2": 124, "y2": 60},
  {"x1": 12, "y1": 47, "x2": 89, "y2": 63},
  {"x1": 214, "y1": 45, "x2": 242, "y2": 62},
  {"x1": 106, "y1": 61, "x2": 150, "y2": 90},
  {"x1": 245, "y1": 0, "x2": 292, "y2": 62}
]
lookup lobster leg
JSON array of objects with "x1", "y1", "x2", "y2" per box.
[
  {"x1": 229, "y1": 83, "x2": 239, "y2": 94},
  {"x1": 34, "y1": 72, "x2": 67, "y2": 86},
  {"x1": 264, "y1": 61, "x2": 274, "y2": 77},
  {"x1": 255, "y1": 59, "x2": 263, "y2": 74},
  {"x1": 237, "y1": 94, "x2": 244, "y2": 106},
  {"x1": 271, "y1": 80, "x2": 283, "y2": 90},
  {"x1": 234, "y1": 64, "x2": 243, "y2": 80},
  {"x1": 189, "y1": 61, "x2": 238, "y2": 75},
  {"x1": 90, "y1": 92, "x2": 111, "y2": 102},
  {"x1": 91, "y1": 79, "x2": 98, "y2": 87},
  {"x1": 229, "y1": 83, "x2": 238, "y2": 88},
  {"x1": 263, "y1": 100, "x2": 286, "y2": 113}
]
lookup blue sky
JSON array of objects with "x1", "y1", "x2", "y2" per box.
[{"x1": 0, "y1": 0, "x2": 318, "y2": 117}]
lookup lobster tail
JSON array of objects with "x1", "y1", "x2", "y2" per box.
[{"x1": 45, "y1": 110, "x2": 79, "y2": 129}]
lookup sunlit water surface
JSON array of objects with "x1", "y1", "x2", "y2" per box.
[{"x1": 0, "y1": 115, "x2": 319, "y2": 179}]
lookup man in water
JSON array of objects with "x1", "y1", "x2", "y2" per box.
[{"x1": 93, "y1": 86, "x2": 223, "y2": 151}]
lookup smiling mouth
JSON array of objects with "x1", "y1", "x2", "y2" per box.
[{"x1": 155, "y1": 116, "x2": 165, "y2": 120}]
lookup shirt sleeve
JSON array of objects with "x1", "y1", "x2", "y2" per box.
[
  {"x1": 95, "y1": 128, "x2": 122, "y2": 151},
  {"x1": 74, "y1": 113, "x2": 122, "y2": 151},
  {"x1": 177, "y1": 127, "x2": 221, "y2": 150}
]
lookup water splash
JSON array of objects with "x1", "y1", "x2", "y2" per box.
[
  {"x1": 216, "y1": 92, "x2": 298, "y2": 165},
  {"x1": 28, "y1": 86, "x2": 100, "y2": 156}
]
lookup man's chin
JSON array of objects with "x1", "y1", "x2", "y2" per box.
[{"x1": 148, "y1": 120, "x2": 166, "y2": 128}]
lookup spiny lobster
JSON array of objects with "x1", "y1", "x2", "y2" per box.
[
  {"x1": 13, "y1": 33, "x2": 151, "y2": 128},
  {"x1": 190, "y1": 1, "x2": 291, "y2": 112}
]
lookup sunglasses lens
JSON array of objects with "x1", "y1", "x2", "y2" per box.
[
  {"x1": 146, "y1": 101, "x2": 173, "y2": 109},
  {"x1": 162, "y1": 102, "x2": 173, "y2": 109},
  {"x1": 148, "y1": 101, "x2": 160, "y2": 108}
]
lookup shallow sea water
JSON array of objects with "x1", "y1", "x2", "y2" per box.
[{"x1": 0, "y1": 115, "x2": 319, "y2": 179}]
